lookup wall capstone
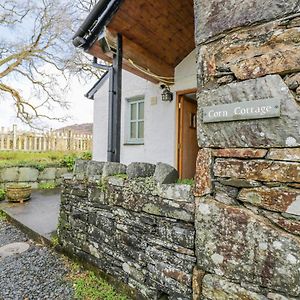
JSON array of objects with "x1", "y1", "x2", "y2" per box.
[
  {"x1": 153, "y1": 163, "x2": 179, "y2": 184},
  {"x1": 127, "y1": 162, "x2": 156, "y2": 179}
]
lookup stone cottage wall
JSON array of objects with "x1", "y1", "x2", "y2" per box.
[
  {"x1": 58, "y1": 161, "x2": 196, "y2": 300},
  {"x1": 193, "y1": 0, "x2": 300, "y2": 299}
]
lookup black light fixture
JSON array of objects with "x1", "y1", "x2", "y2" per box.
[{"x1": 161, "y1": 85, "x2": 173, "y2": 102}]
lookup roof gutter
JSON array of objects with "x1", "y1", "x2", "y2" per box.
[{"x1": 72, "y1": 0, "x2": 122, "y2": 50}]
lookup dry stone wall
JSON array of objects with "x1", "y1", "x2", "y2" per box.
[
  {"x1": 194, "y1": 0, "x2": 300, "y2": 298},
  {"x1": 0, "y1": 166, "x2": 68, "y2": 189},
  {"x1": 58, "y1": 161, "x2": 196, "y2": 300}
]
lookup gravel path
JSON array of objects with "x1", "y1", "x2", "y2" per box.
[{"x1": 0, "y1": 220, "x2": 74, "y2": 300}]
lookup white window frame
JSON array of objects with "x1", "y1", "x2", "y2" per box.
[{"x1": 126, "y1": 96, "x2": 144, "y2": 144}]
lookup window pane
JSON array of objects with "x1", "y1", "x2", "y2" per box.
[
  {"x1": 130, "y1": 122, "x2": 137, "y2": 139},
  {"x1": 138, "y1": 121, "x2": 144, "y2": 139},
  {"x1": 131, "y1": 103, "x2": 137, "y2": 120},
  {"x1": 138, "y1": 102, "x2": 144, "y2": 120}
]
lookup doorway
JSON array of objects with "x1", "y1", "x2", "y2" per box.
[{"x1": 177, "y1": 89, "x2": 199, "y2": 179}]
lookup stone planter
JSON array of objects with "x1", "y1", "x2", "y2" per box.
[{"x1": 6, "y1": 184, "x2": 32, "y2": 203}]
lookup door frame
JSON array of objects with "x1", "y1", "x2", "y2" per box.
[{"x1": 176, "y1": 88, "x2": 197, "y2": 178}]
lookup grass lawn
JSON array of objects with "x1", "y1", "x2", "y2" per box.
[
  {"x1": 67, "y1": 263, "x2": 129, "y2": 300},
  {"x1": 0, "y1": 151, "x2": 91, "y2": 170}
]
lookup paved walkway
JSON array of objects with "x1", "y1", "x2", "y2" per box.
[
  {"x1": 0, "y1": 220, "x2": 74, "y2": 300},
  {"x1": 0, "y1": 189, "x2": 61, "y2": 240}
]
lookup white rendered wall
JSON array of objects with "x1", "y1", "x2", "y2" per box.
[
  {"x1": 120, "y1": 74, "x2": 176, "y2": 166},
  {"x1": 174, "y1": 49, "x2": 197, "y2": 92},
  {"x1": 92, "y1": 49, "x2": 197, "y2": 167},
  {"x1": 92, "y1": 78, "x2": 109, "y2": 162}
]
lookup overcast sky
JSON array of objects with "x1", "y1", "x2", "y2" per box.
[
  {"x1": 0, "y1": 77, "x2": 94, "y2": 130},
  {"x1": 0, "y1": 0, "x2": 95, "y2": 131}
]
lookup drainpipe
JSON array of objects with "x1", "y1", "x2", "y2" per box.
[
  {"x1": 107, "y1": 33, "x2": 122, "y2": 162},
  {"x1": 112, "y1": 33, "x2": 122, "y2": 162},
  {"x1": 91, "y1": 33, "x2": 122, "y2": 163},
  {"x1": 91, "y1": 57, "x2": 114, "y2": 161}
]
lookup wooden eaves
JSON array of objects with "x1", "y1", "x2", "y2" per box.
[{"x1": 73, "y1": 0, "x2": 195, "y2": 84}]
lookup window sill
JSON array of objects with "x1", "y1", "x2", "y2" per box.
[{"x1": 124, "y1": 142, "x2": 144, "y2": 146}]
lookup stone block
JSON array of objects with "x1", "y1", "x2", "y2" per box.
[
  {"x1": 267, "y1": 148, "x2": 300, "y2": 162},
  {"x1": 38, "y1": 167, "x2": 56, "y2": 180},
  {"x1": 122, "y1": 261, "x2": 146, "y2": 283},
  {"x1": 156, "y1": 221, "x2": 195, "y2": 250},
  {"x1": 102, "y1": 162, "x2": 127, "y2": 178},
  {"x1": 194, "y1": 149, "x2": 213, "y2": 197},
  {"x1": 219, "y1": 178, "x2": 261, "y2": 188},
  {"x1": 195, "y1": 197, "x2": 300, "y2": 296},
  {"x1": 18, "y1": 167, "x2": 39, "y2": 182},
  {"x1": 214, "y1": 182, "x2": 239, "y2": 205},
  {"x1": 126, "y1": 162, "x2": 156, "y2": 179},
  {"x1": 285, "y1": 73, "x2": 300, "y2": 90},
  {"x1": 56, "y1": 167, "x2": 69, "y2": 178},
  {"x1": 142, "y1": 198, "x2": 195, "y2": 222},
  {"x1": 110, "y1": 178, "x2": 157, "y2": 210},
  {"x1": 214, "y1": 159, "x2": 300, "y2": 183},
  {"x1": 107, "y1": 176, "x2": 125, "y2": 187},
  {"x1": 262, "y1": 210, "x2": 300, "y2": 237},
  {"x1": 73, "y1": 159, "x2": 89, "y2": 175},
  {"x1": 147, "y1": 237, "x2": 194, "y2": 257},
  {"x1": 238, "y1": 187, "x2": 300, "y2": 215},
  {"x1": 202, "y1": 274, "x2": 267, "y2": 300},
  {"x1": 197, "y1": 75, "x2": 300, "y2": 148},
  {"x1": 147, "y1": 262, "x2": 192, "y2": 296},
  {"x1": 0, "y1": 167, "x2": 19, "y2": 182},
  {"x1": 145, "y1": 246, "x2": 194, "y2": 295},
  {"x1": 195, "y1": 0, "x2": 300, "y2": 44},
  {"x1": 199, "y1": 23, "x2": 300, "y2": 85},
  {"x1": 213, "y1": 148, "x2": 267, "y2": 159},
  {"x1": 127, "y1": 277, "x2": 159, "y2": 300},
  {"x1": 192, "y1": 266, "x2": 205, "y2": 300},
  {"x1": 62, "y1": 173, "x2": 73, "y2": 180},
  {"x1": 157, "y1": 184, "x2": 194, "y2": 202},
  {"x1": 86, "y1": 161, "x2": 105, "y2": 176},
  {"x1": 153, "y1": 163, "x2": 179, "y2": 184}
]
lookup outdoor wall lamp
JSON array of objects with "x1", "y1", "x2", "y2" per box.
[{"x1": 161, "y1": 85, "x2": 173, "y2": 102}]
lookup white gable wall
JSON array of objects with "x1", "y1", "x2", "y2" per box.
[
  {"x1": 174, "y1": 49, "x2": 197, "y2": 91},
  {"x1": 92, "y1": 49, "x2": 196, "y2": 167},
  {"x1": 92, "y1": 78, "x2": 109, "y2": 161}
]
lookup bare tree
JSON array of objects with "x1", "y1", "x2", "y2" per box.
[
  {"x1": 76, "y1": 0, "x2": 98, "y2": 13},
  {"x1": 0, "y1": 0, "x2": 103, "y2": 127}
]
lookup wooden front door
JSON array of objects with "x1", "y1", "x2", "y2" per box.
[{"x1": 177, "y1": 94, "x2": 199, "y2": 179}]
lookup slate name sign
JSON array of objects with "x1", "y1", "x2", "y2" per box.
[{"x1": 202, "y1": 98, "x2": 281, "y2": 123}]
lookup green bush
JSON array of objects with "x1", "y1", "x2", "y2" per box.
[
  {"x1": 0, "y1": 189, "x2": 5, "y2": 201},
  {"x1": 0, "y1": 210, "x2": 6, "y2": 220},
  {"x1": 114, "y1": 173, "x2": 128, "y2": 180},
  {"x1": 177, "y1": 178, "x2": 195, "y2": 186},
  {"x1": 0, "y1": 151, "x2": 93, "y2": 172},
  {"x1": 38, "y1": 182, "x2": 57, "y2": 190},
  {"x1": 81, "y1": 151, "x2": 92, "y2": 160},
  {"x1": 0, "y1": 151, "x2": 76, "y2": 168},
  {"x1": 60, "y1": 154, "x2": 77, "y2": 172}
]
